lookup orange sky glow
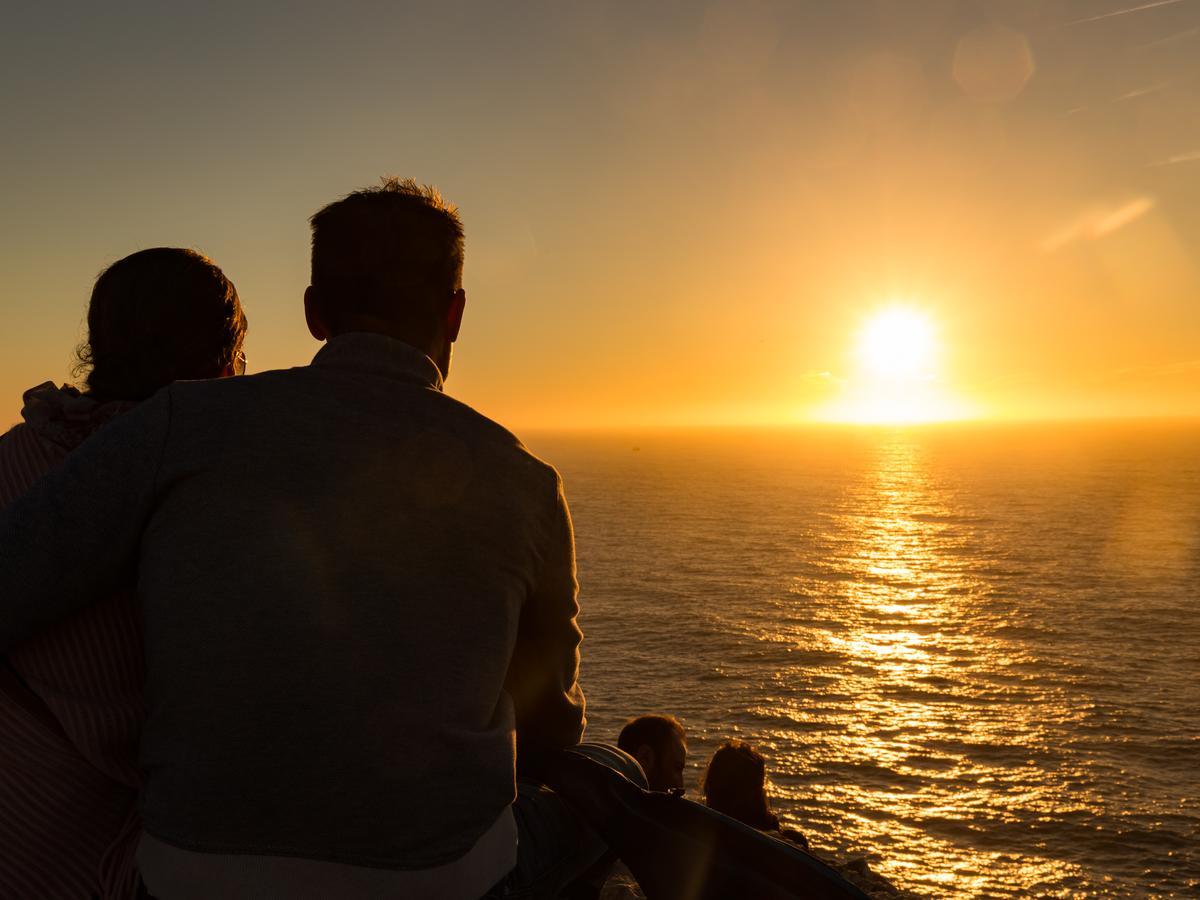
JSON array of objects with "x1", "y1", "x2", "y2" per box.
[{"x1": 2, "y1": 2, "x2": 1199, "y2": 429}]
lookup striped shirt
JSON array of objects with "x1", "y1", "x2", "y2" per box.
[{"x1": 0, "y1": 383, "x2": 143, "y2": 900}]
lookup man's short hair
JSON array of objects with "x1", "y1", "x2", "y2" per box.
[
  {"x1": 617, "y1": 714, "x2": 686, "y2": 756},
  {"x1": 309, "y1": 177, "x2": 464, "y2": 334}
]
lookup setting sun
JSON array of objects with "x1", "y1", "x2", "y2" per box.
[
  {"x1": 857, "y1": 308, "x2": 937, "y2": 379},
  {"x1": 815, "y1": 305, "x2": 971, "y2": 425}
]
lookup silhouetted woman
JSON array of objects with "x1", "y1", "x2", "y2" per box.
[
  {"x1": 702, "y1": 740, "x2": 809, "y2": 849},
  {"x1": 0, "y1": 248, "x2": 247, "y2": 899}
]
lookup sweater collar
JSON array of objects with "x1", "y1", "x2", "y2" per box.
[{"x1": 310, "y1": 332, "x2": 444, "y2": 391}]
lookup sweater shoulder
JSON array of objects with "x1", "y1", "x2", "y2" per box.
[
  {"x1": 162, "y1": 369, "x2": 562, "y2": 495},
  {"x1": 430, "y1": 392, "x2": 561, "y2": 489}
]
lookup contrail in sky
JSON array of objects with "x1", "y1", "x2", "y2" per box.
[
  {"x1": 1114, "y1": 81, "x2": 1170, "y2": 100},
  {"x1": 1148, "y1": 149, "x2": 1200, "y2": 166},
  {"x1": 1066, "y1": 0, "x2": 1190, "y2": 25}
]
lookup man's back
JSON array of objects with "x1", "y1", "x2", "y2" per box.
[{"x1": 0, "y1": 333, "x2": 585, "y2": 870}]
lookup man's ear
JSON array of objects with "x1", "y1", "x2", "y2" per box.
[
  {"x1": 304, "y1": 286, "x2": 329, "y2": 342},
  {"x1": 635, "y1": 744, "x2": 656, "y2": 777},
  {"x1": 446, "y1": 288, "x2": 466, "y2": 343}
]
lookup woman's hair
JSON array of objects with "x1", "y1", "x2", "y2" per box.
[
  {"x1": 702, "y1": 740, "x2": 780, "y2": 831},
  {"x1": 74, "y1": 248, "x2": 247, "y2": 401}
]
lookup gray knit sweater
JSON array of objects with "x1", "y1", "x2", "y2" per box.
[{"x1": 0, "y1": 333, "x2": 586, "y2": 868}]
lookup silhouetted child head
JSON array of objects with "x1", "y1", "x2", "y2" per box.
[{"x1": 702, "y1": 740, "x2": 780, "y2": 831}]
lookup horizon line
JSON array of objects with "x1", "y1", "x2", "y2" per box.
[{"x1": 513, "y1": 413, "x2": 1200, "y2": 432}]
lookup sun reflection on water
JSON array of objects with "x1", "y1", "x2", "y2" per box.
[{"x1": 768, "y1": 432, "x2": 1091, "y2": 896}]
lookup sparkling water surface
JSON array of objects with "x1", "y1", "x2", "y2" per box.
[{"x1": 524, "y1": 423, "x2": 1200, "y2": 899}]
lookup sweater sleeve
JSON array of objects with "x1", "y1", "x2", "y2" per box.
[
  {"x1": 505, "y1": 471, "x2": 587, "y2": 756},
  {"x1": 0, "y1": 387, "x2": 171, "y2": 653}
]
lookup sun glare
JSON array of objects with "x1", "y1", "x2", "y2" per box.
[
  {"x1": 857, "y1": 308, "x2": 936, "y2": 379},
  {"x1": 816, "y1": 305, "x2": 971, "y2": 425}
]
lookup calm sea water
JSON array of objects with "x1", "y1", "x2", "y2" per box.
[{"x1": 524, "y1": 423, "x2": 1200, "y2": 899}]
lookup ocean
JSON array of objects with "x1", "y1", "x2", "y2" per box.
[{"x1": 524, "y1": 423, "x2": 1200, "y2": 899}]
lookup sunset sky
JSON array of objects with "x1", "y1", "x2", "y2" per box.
[{"x1": 3, "y1": 0, "x2": 1199, "y2": 427}]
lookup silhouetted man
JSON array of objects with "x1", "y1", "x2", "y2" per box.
[
  {"x1": 618, "y1": 715, "x2": 688, "y2": 792},
  {"x1": 0, "y1": 179, "x2": 607, "y2": 899}
]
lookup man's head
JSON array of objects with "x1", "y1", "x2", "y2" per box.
[
  {"x1": 617, "y1": 714, "x2": 687, "y2": 792},
  {"x1": 306, "y1": 177, "x2": 466, "y2": 379}
]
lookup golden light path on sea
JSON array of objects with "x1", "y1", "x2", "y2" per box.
[{"x1": 757, "y1": 434, "x2": 1104, "y2": 895}]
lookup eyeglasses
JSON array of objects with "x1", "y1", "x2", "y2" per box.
[{"x1": 233, "y1": 350, "x2": 247, "y2": 376}]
